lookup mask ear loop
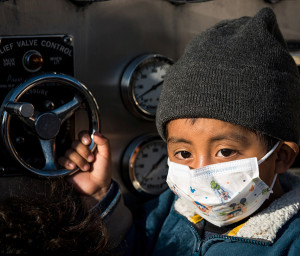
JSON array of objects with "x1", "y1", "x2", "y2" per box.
[
  {"x1": 258, "y1": 141, "x2": 281, "y2": 165},
  {"x1": 269, "y1": 173, "x2": 278, "y2": 192},
  {"x1": 258, "y1": 141, "x2": 281, "y2": 193}
]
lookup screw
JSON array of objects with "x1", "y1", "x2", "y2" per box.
[
  {"x1": 44, "y1": 100, "x2": 55, "y2": 110},
  {"x1": 63, "y1": 35, "x2": 73, "y2": 46},
  {"x1": 16, "y1": 137, "x2": 25, "y2": 144}
]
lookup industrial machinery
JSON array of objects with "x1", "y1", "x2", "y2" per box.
[{"x1": 0, "y1": 0, "x2": 299, "y2": 208}]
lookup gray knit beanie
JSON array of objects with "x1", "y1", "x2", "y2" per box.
[{"x1": 156, "y1": 7, "x2": 300, "y2": 144}]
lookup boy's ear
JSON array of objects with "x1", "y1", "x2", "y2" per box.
[{"x1": 275, "y1": 141, "x2": 299, "y2": 174}]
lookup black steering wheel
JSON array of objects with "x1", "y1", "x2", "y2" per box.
[{"x1": 0, "y1": 73, "x2": 100, "y2": 176}]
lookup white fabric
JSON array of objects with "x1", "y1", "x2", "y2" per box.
[
  {"x1": 167, "y1": 142, "x2": 280, "y2": 227},
  {"x1": 174, "y1": 171, "x2": 300, "y2": 243}
]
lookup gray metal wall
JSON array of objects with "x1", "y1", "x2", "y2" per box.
[{"x1": 1, "y1": 0, "x2": 299, "y2": 205}]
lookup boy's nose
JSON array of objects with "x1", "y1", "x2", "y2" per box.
[{"x1": 191, "y1": 156, "x2": 212, "y2": 170}]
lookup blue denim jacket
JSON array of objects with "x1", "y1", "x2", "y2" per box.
[{"x1": 98, "y1": 172, "x2": 300, "y2": 256}]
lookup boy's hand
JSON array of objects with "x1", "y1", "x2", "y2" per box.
[{"x1": 58, "y1": 131, "x2": 112, "y2": 207}]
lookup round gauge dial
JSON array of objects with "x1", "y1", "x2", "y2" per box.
[
  {"x1": 121, "y1": 54, "x2": 173, "y2": 120},
  {"x1": 122, "y1": 134, "x2": 169, "y2": 196}
]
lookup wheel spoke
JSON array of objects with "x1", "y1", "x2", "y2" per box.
[
  {"x1": 39, "y1": 138, "x2": 58, "y2": 171},
  {"x1": 52, "y1": 94, "x2": 82, "y2": 124}
]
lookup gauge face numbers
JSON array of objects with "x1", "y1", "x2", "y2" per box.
[
  {"x1": 124, "y1": 136, "x2": 169, "y2": 196},
  {"x1": 121, "y1": 54, "x2": 173, "y2": 120},
  {"x1": 131, "y1": 139, "x2": 168, "y2": 195},
  {"x1": 132, "y1": 56, "x2": 172, "y2": 117}
]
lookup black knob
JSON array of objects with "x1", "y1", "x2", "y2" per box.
[
  {"x1": 23, "y1": 50, "x2": 43, "y2": 72},
  {"x1": 5, "y1": 102, "x2": 34, "y2": 118}
]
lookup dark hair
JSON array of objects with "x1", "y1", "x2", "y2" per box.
[
  {"x1": 0, "y1": 177, "x2": 111, "y2": 255},
  {"x1": 253, "y1": 130, "x2": 279, "y2": 152}
]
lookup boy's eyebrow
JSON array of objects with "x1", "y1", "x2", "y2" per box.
[
  {"x1": 167, "y1": 133, "x2": 249, "y2": 145},
  {"x1": 209, "y1": 133, "x2": 249, "y2": 144},
  {"x1": 167, "y1": 137, "x2": 192, "y2": 145}
]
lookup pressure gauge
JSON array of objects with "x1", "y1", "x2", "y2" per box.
[
  {"x1": 122, "y1": 134, "x2": 169, "y2": 197},
  {"x1": 121, "y1": 54, "x2": 173, "y2": 120}
]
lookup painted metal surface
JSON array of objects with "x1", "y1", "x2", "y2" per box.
[{"x1": 0, "y1": 0, "x2": 299, "y2": 205}]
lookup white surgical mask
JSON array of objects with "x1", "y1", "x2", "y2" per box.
[{"x1": 166, "y1": 141, "x2": 280, "y2": 227}]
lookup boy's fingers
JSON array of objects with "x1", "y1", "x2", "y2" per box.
[
  {"x1": 77, "y1": 131, "x2": 110, "y2": 157},
  {"x1": 64, "y1": 149, "x2": 90, "y2": 171},
  {"x1": 93, "y1": 132, "x2": 111, "y2": 160},
  {"x1": 78, "y1": 130, "x2": 91, "y2": 145},
  {"x1": 58, "y1": 156, "x2": 76, "y2": 170},
  {"x1": 71, "y1": 140, "x2": 94, "y2": 162}
]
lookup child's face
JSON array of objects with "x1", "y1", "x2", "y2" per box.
[{"x1": 166, "y1": 118, "x2": 277, "y2": 187}]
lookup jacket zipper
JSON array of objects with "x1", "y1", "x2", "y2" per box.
[
  {"x1": 205, "y1": 234, "x2": 271, "y2": 246},
  {"x1": 188, "y1": 223, "x2": 202, "y2": 253},
  {"x1": 175, "y1": 212, "x2": 202, "y2": 254}
]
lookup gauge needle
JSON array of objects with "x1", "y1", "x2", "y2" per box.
[
  {"x1": 142, "y1": 154, "x2": 167, "y2": 182},
  {"x1": 137, "y1": 80, "x2": 163, "y2": 99}
]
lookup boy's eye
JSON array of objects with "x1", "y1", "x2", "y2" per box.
[
  {"x1": 217, "y1": 149, "x2": 236, "y2": 157},
  {"x1": 175, "y1": 151, "x2": 192, "y2": 160}
]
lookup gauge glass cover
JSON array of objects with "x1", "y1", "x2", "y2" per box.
[
  {"x1": 121, "y1": 54, "x2": 173, "y2": 120},
  {"x1": 123, "y1": 135, "x2": 169, "y2": 196}
]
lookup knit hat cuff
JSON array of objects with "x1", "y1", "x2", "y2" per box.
[{"x1": 156, "y1": 64, "x2": 300, "y2": 143}]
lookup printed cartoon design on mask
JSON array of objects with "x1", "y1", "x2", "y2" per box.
[
  {"x1": 262, "y1": 188, "x2": 270, "y2": 195},
  {"x1": 166, "y1": 141, "x2": 280, "y2": 227},
  {"x1": 210, "y1": 180, "x2": 231, "y2": 203},
  {"x1": 193, "y1": 201, "x2": 212, "y2": 215},
  {"x1": 170, "y1": 184, "x2": 181, "y2": 198},
  {"x1": 225, "y1": 198, "x2": 247, "y2": 219},
  {"x1": 252, "y1": 177, "x2": 270, "y2": 196}
]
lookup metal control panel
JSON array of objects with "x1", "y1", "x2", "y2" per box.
[
  {"x1": 0, "y1": 0, "x2": 299, "y2": 207},
  {"x1": 0, "y1": 35, "x2": 74, "y2": 99},
  {"x1": 0, "y1": 34, "x2": 79, "y2": 175}
]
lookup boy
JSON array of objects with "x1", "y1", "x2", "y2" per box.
[{"x1": 60, "y1": 7, "x2": 300, "y2": 255}]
